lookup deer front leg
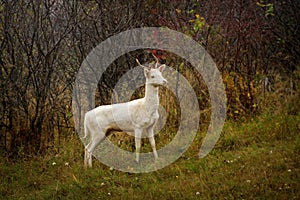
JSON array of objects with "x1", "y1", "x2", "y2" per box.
[
  {"x1": 149, "y1": 136, "x2": 158, "y2": 159},
  {"x1": 134, "y1": 128, "x2": 142, "y2": 163},
  {"x1": 147, "y1": 127, "x2": 158, "y2": 160}
]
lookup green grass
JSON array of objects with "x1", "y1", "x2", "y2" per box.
[{"x1": 1, "y1": 112, "x2": 299, "y2": 199}]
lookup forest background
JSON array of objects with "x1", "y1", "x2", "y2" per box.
[{"x1": 0, "y1": 0, "x2": 299, "y2": 199}]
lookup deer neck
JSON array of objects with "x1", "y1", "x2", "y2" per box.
[{"x1": 144, "y1": 83, "x2": 159, "y2": 108}]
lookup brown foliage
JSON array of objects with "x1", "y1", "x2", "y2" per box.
[{"x1": 0, "y1": 0, "x2": 298, "y2": 157}]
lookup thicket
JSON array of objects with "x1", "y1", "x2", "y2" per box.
[{"x1": 0, "y1": 0, "x2": 299, "y2": 158}]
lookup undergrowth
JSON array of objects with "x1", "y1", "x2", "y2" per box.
[{"x1": 1, "y1": 110, "x2": 299, "y2": 199}]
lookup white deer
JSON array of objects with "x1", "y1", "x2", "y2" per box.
[{"x1": 83, "y1": 56, "x2": 167, "y2": 167}]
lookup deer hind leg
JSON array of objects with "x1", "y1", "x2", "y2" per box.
[
  {"x1": 84, "y1": 147, "x2": 94, "y2": 168},
  {"x1": 84, "y1": 125, "x2": 90, "y2": 167},
  {"x1": 134, "y1": 128, "x2": 143, "y2": 163},
  {"x1": 85, "y1": 133, "x2": 106, "y2": 167},
  {"x1": 84, "y1": 147, "x2": 88, "y2": 167},
  {"x1": 84, "y1": 143, "x2": 92, "y2": 168}
]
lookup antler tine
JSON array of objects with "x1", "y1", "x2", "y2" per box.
[
  {"x1": 136, "y1": 59, "x2": 147, "y2": 68},
  {"x1": 152, "y1": 53, "x2": 160, "y2": 68},
  {"x1": 152, "y1": 53, "x2": 159, "y2": 63}
]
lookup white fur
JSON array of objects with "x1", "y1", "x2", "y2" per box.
[{"x1": 83, "y1": 61, "x2": 167, "y2": 167}]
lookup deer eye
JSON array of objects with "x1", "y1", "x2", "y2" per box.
[{"x1": 151, "y1": 75, "x2": 155, "y2": 78}]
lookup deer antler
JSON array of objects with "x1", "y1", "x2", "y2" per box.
[
  {"x1": 136, "y1": 59, "x2": 147, "y2": 68},
  {"x1": 152, "y1": 53, "x2": 160, "y2": 69}
]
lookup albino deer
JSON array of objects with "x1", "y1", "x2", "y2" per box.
[{"x1": 83, "y1": 56, "x2": 167, "y2": 167}]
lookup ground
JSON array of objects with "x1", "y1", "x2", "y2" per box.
[{"x1": 1, "y1": 112, "x2": 299, "y2": 199}]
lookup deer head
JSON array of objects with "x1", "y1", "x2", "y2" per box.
[{"x1": 136, "y1": 56, "x2": 167, "y2": 87}]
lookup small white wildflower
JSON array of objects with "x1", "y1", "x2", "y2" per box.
[
  {"x1": 246, "y1": 180, "x2": 251, "y2": 183},
  {"x1": 101, "y1": 182, "x2": 105, "y2": 186},
  {"x1": 52, "y1": 162, "x2": 56, "y2": 166},
  {"x1": 65, "y1": 162, "x2": 69, "y2": 166},
  {"x1": 109, "y1": 167, "x2": 114, "y2": 171},
  {"x1": 108, "y1": 192, "x2": 111, "y2": 195},
  {"x1": 196, "y1": 192, "x2": 200, "y2": 195},
  {"x1": 288, "y1": 169, "x2": 292, "y2": 172}
]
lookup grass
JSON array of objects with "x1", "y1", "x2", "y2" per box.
[{"x1": 1, "y1": 112, "x2": 299, "y2": 199}]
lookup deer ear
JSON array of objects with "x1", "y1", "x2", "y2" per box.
[
  {"x1": 159, "y1": 64, "x2": 166, "y2": 72},
  {"x1": 144, "y1": 67, "x2": 150, "y2": 78}
]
